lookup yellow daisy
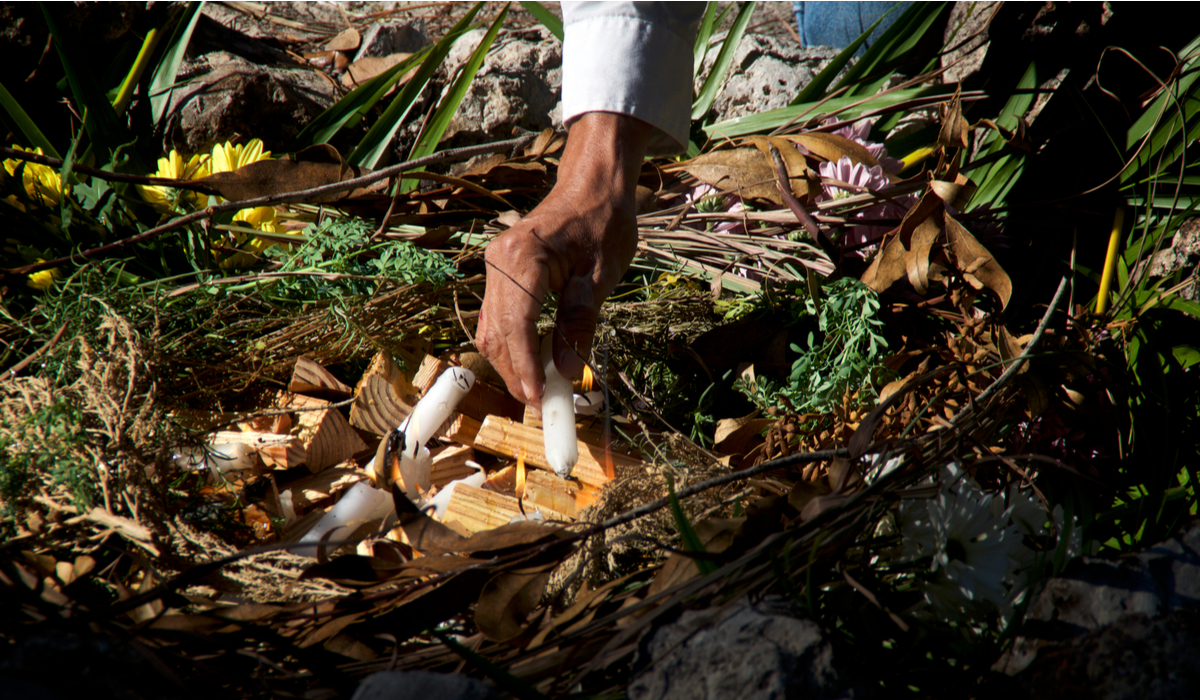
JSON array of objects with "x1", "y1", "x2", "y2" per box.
[
  {"x1": 25, "y1": 262, "x2": 61, "y2": 291},
  {"x1": 209, "y1": 138, "x2": 272, "y2": 175},
  {"x1": 3, "y1": 146, "x2": 66, "y2": 209},
  {"x1": 137, "y1": 149, "x2": 211, "y2": 212}
]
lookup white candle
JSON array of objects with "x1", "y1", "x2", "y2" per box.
[
  {"x1": 294, "y1": 481, "x2": 392, "y2": 557},
  {"x1": 403, "y1": 366, "x2": 475, "y2": 457},
  {"x1": 541, "y1": 334, "x2": 578, "y2": 478}
]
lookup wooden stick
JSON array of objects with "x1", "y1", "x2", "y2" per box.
[{"x1": 472, "y1": 416, "x2": 636, "y2": 489}]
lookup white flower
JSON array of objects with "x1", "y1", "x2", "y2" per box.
[{"x1": 896, "y1": 465, "x2": 1030, "y2": 620}]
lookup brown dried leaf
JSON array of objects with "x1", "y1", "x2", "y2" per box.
[
  {"x1": 929, "y1": 174, "x2": 976, "y2": 211},
  {"x1": 904, "y1": 218, "x2": 940, "y2": 295},
  {"x1": 746, "y1": 136, "x2": 815, "y2": 200},
  {"x1": 785, "y1": 132, "x2": 880, "y2": 168},
  {"x1": 523, "y1": 128, "x2": 566, "y2": 158},
  {"x1": 342, "y1": 53, "x2": 414, "y2": 88},
  {"x1": 325, "y1": 27, "x2": 360, "y2": 52},
  {"x1": 944, "y1": 215, "x2": 1012, "y2": 308},
  {"x1": 678, "y1": 148, "x2": 780, "y2": 203},
  {"x1": 474, "y1": 563, "x2": 555, "y2": 642},
  {"x1": 199, "y1": 144, "x2": 369, "y2": 203},
  {"x1": 938, "y1": 89, "x2": 969, "y2": 150}
]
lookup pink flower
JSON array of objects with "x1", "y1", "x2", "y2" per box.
[
  {"x1": 686, "y1": 183, "x2": 745, "y2": 235},
  {"x1": 830, "y1": 119, "x2": 903, "y2": 174},
  {"x1": 817, "y1": 156, "x2": 909, "y2": 254}
]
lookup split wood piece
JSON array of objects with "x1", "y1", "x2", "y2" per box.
[
  {"x1": 429, "y1": 444, "x2": 475, "y2": 488},
  {"x1": 349, "y1": 351, "x2": 420, "y2": 437},
  {"x1": 432, "y1": 412, "x2": 481, "y2": 446},
  {"x1": 211, "y1": 430, "x2": 304, "y2": 470},
  {"x1": 412, "y1": 354, "x2": 524, "y2": 422},
  {"x1": 289, "y1": 355, "x2": 353, "y2": 400},
  {"x1": 523, "y1": 406, "x2": 605, "y2": 444},
  {"x1": 280, "y1": 467, "x2": 363, "y2": 511},
  {"x1": 473, "y1": 416, "x2": 638, "y2": 489},
  {"x1": 275, "y1": 392, "x2": 368, "y2": 473},
  {"x1": 443, "y1": 483, "x2": 572, "y2": 534},
  {"x1": 524, "y1": 470, "x2": 580, "y2": 519}
]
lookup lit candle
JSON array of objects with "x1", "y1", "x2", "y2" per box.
[{"x1": 541, "y1": 334, "x2": 578, "y2": 478}]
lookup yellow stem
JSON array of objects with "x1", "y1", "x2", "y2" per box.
[
  {"x1": 1095, "y1": 205, "x2": 1125, "y2": 315},
  {"x1": 112, "y1": 27, "x2": 161, "y2": 116},
  {"x1": 899, "y1": 146, "x2": 933, "y2": 172}
]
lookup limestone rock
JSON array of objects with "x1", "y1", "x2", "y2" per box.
[
  {"x1": 694, "y1": 33, "x2": 841, "y2": 123},
  {"x1": 438, "y1": 28, "x2": 563, "y2": 144},
  {"x1": 354, "y1": 20, "x2": 431, "y2": 61},
  {"x1": 162, "y1": 51, "x2": 338, "y2": 154},
  {"x1": 351, "y1": 670, "x2": 496, "y2": 700},
  {"x1": 628, "y1": 597, "x2": 851, "y2": 700}
]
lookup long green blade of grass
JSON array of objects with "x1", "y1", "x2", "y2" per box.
[
  {"x1": 350, "y1": 3, "x2": 484, "y2": 169},
  {"x1": 41, "y1": 4, "x2": 128, "y2": 163},
  {"x1": 705, "y1": 83, "x2": 956, "y2": 138},
  {"x1": 692, "y1": 2, "x2": 720, "y2": 81},
  {"x1": 833, "y1": 2, "x2": 947, "y2": 98},
  {"x1": 517, "y1": 1, "x2": 562, "y2": 42},
  {"x1": 0, "y1": 80, "x2": 61, "y2": 158},
  {"x1": 149, "y1": 2, "x2": 205, "y2": 126},
  {"x1": 692, "y1": 1, "x2": 757, "y2": 122},
  {"x1": 291, "y1": 46, "x2": 434, "y2": 149},
  {"x1": 1120, "y1": 34, "x2": 1200, "y2": 185},
  {"x1": 404, "y1": 3, "x2": 509, "y2": 189},
  {"x1": 665, "y1": 471, "x2": 718, "y2": 576},
  {"x1": 789, "y1": 11, "x2": 889, "y2": 107}
]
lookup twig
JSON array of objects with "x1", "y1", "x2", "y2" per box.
[
  {"x1": 2, "y1": 321, "x2": 68, "y2": 379},
  {"x1": 4, "y1": 134, "x2": 537, "y2": 277},
  {"x1": 971, "y1": 274, "x2": 1068, "y2": 406}
]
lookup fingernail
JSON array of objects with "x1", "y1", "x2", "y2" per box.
[{"x1": 556, "y1": 348, "x2": 583, "y2": 382}]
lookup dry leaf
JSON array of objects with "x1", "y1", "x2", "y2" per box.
[
  {"x1": 944, "y1": 215, "x2": 1012, "y2": 308},
  {"x1": 342, "y1": 53, "x2": 414, "y2": 88},
  {"x1": 746, "y1": 136, "x2": 815, "y2": 200},
  {"x1": 677, "y1": 148, "x2": 780, "y2": 203},
  {"x1": 325, "y1": 27, "x2": 361, "y2": 52},
  {"x1": 199, "y1": 144, "x2": 370, "y2": 203},
  {"x1": 904, "y1": 218, "x2": 940, "y2": 295},
  {"x1": 937, "y1": 88, "x2": 970, "y2": 150},
  {"x1": 784, "y1": 132, "x2": 882, "y2": 170},
  {"x1": 474, "y1": 563, "x2": 555, "y2": 642}
]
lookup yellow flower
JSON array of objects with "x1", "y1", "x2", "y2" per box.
[
  {"x1": 137, "y1": 149, "x2": 211, "y2": 212},
  {"x1": 233, "y1": 205, "x2": 282, "y2": 233},
  {"x1": 209, "y1": 139, "x2": 271, "y2": 175},
  {"x1": 3, "y1": 146, "x2": 66, "y2": 209},
  {"x1": 26, "y1": 265, "x2": 60, "y2": 291}
]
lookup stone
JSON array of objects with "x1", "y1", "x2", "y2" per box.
[
  {"x1": 627, "y1": 596, "x2": 851, "y2": 700},
  {"x1": 438, "y1": 28, "x2": 563, "y2": 145},
  {"x1": 694, "y1": 33, "x2": 841, "y2": 123},
  {"x1": 995, "y1": 519, "x2": 1200, "y2": 677},
  {"x1": 351, "y1": 670, "x2": 496, "y2": 700},
  {"x1": 354, "y1": 20, "x2": 431, "y2": 61},
  {"x1": 1024, "y1": 611, "x2": 1200, "y2": 700},
  {"x1": 161, "y1": 51, "x2": 338, "y2": 155},
  {"x1": 1144, "y1": 218, "x2": 1200, "y2": 301}
]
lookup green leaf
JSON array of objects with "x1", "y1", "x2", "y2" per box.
[
  {"x1": 350, "y1": 3, "x2": 484, "y2": 169},
  {"x1": 692, "y1": 2, "x2": 720, "y2": 81},
  {"x1": 0, "y1": 80, "x2": 61, "y2": 158},
  {"x1": 291, "y1": 46, "x2": 433, "y2": 149},
  {"x1": 149, "y1": 2, "x2": 206, "y2": 126},
  {"x1": 788, "y1": 9, "x2": 891, "y2": 106},
  {"x1": 705, "y1": 84, "x2": 956, "y2": 138},
  {"x1": 692, "y1": 1, "x2": 756, "y2": 122},
  {"x1": 833, "y1": 2, "x2": 947, "y2": 98},
  {"x1": 665, "y1": 471, "x2": 717, "y2": 576},
  {"x1": 1120, "y1": 34, "x2": 1200, "y2": 185},
  {"x1": 517, "y1": 1, "x2": 561, "y2": 42},
  {"x1": 403, "y1": 3, "x2": 509, "y2": 189}
]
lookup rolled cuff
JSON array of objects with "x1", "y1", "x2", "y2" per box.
[{"x1": 562, "y1": 13, "x2": 695, "y2": 156}]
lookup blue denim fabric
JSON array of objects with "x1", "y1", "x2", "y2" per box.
[{"x1": 793, "y1": 1, "x2": 912, "y2": 54}]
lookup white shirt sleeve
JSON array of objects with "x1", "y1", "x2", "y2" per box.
[{"x1": 561, "y1": 2, "x2": 706, "y2": 156}]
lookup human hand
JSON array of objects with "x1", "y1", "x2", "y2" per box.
[{"x1": 477, "y1": 113, "x2": 652, "y2": 408}]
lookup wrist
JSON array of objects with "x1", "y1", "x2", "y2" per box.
[{"x1": 555, "y1": 112, "x2": 653, "y2": 207}]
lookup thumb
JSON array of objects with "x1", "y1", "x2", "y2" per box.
[{"x1": 553, "y1": 275, "x2": 600, "y2": 381}]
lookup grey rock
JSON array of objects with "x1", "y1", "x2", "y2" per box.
[
  {"x1": 438, "y1": 28, "x2": 563, "y2": 145},
  {"x1": 694, "y1": 33, "x2": 841, "y2": 123},
  {"x1": 354, "y1": 20, "x2": 431, "y2": 62},
  {"x1": 351, "y1": 670, "x2": 496, "y2": 700},
  {"x1": 1023, "y1": 611, "x2": 1200, "y2": 700},
  {"x1": 162, "y1": 51, "x2": 338, "y2": 154},
  {"x1": 1145, "y1": 219, "x2": 1200, "y2": 301},
  {"x1": 995, "y1": 519, "x2": 1200, "y2": 677},
  {"x1": 628, "y1": 596, "x2": 851, "y2": 700}
]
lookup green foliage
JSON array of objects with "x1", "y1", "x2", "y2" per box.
[
  {"x1": 739, "y1": 278, "x2": 888, "y2": 413},
  {"x1": 691, "y1": 1, "x2": 757, "y2": 123},
  {"x1": 517, "y1": 1, "x2": 562, "y2": 42},
  {"x1": 0, "y1": 401, "x2": 96, "y2": 533},
  {"x1": 256, "y1": 218, "x2": 460, "y2": 304}
]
